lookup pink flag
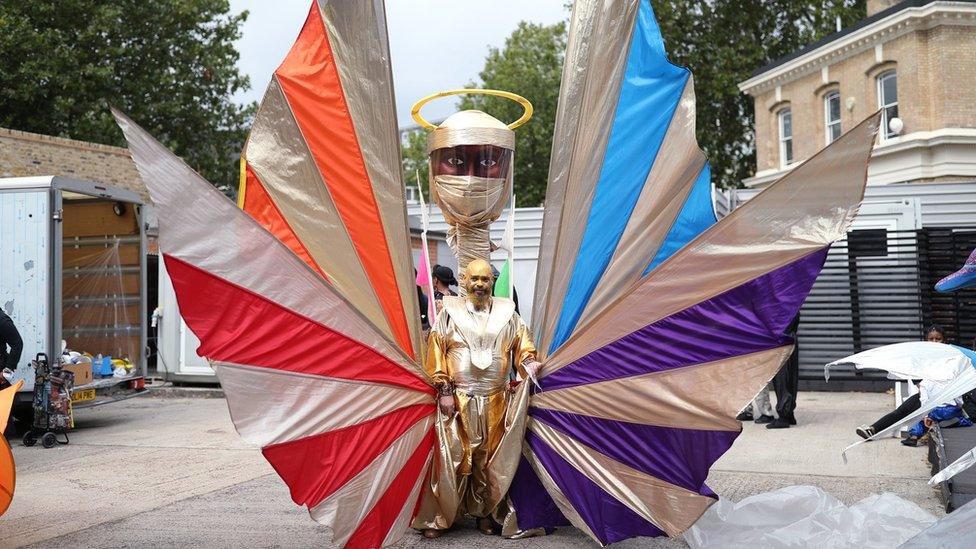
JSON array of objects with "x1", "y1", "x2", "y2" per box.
[
  {"x1": 416, "y1": 245, "x2": 431, "y2": 287},
  {"x1": 416, "y1": 239, "x2": 437, "y2": 322}
]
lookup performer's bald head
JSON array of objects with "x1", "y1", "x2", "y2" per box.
[{"x1": 465, "y1": 259, "x2": 494, "y2": 310}]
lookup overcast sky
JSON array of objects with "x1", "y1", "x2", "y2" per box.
[{"x1": 229, "y1": 0, "x2": 567, "y2": 128}]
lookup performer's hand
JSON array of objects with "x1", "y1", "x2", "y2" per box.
[
  {"x1": 438, "y1": 394, "x2": 455, "y2": 415},
  {"x1": 523, "y1": 360, "x2": 542, "y2": 380}
]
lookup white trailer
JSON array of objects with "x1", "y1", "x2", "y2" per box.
[{"x1": 0, "y1": 176, "x2": 148, "y2": 411}]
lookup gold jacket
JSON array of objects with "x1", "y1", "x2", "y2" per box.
[{"x1": 413, "y1": 296, "x2": 537, "y2": 529}]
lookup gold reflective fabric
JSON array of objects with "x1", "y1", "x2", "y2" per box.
[
  {"x1": 428, "y1": 127, "x2": 515, "y2": 152},
  {"x1": 412, "y1": 407, "x2": 465, "y2": 530},
  {"x1": 546, "y1": 113, "x2": 881, "y2": 371},
  {"x1": 431, "y1": 174, "x2": 512, "y2": 287},
  {"x1": 532, "y1": 346, "x2": 794, "y2": 431},
  {"x1": 427, "y1": 110, "x2": 515, "y2": 152},
  {"x1": 318, "y1": 0, "x2": 423, "y2": 357},
  {"x1": 245, "y1": 78, "x2": 394, "y2": 342},
  {"x1": 214, "y1": 362, "x2": 431, "y2": 447},
  {"x1": 533, "y1": 0, "x2": 641, "y2": 356},
  {"x1": 427, "y1": 297, "x2": 530, "y2": 395},
  {"x1": 309, "y1": 415, "x2": 434, "y2": 547},
  {"x1": 577, "y1": 78, "x2": 706, "y2": 326},
  {"x1": 529, "y1": 420, "x2": 714, "y2": 537},
  {"x1": 417, "y1": 297, "x2": 537, "y2": 527}
]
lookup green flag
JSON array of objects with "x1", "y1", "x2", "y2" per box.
[{"x1": 494, "y1": 260, "x2": 511, "y2": 298}]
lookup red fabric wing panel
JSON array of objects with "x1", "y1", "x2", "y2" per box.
[
  {"x1": 164, "y1": 254, "x2": 432, "y2": 394},
  {"x1": 240, "y1": 162, "x2": 327, "y2": 280},
  {"x1": 262, "y1": 403, "x2": 434, "y2": 509},
  {"x1": 275, "y1": 3, "x2": 413, "y2": 359},
  {"x1": 345, "y1": 429, "x2": 435, "y2": 549}
]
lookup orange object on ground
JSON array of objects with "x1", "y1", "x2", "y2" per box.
[{"x1": 1, "y1": 380, "x2": 24, "y2": 516}]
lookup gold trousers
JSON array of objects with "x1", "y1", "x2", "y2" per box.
[{"x1": 412, "y1": 383, "x2": 530, "y2": 529}]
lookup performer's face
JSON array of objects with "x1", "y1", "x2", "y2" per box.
[
  {"x1": 465, "y1": 260, "x2": 494, "y2": 309},
  {"x1": 431, "y1": 145, "x2": 511, "y2": 179}
]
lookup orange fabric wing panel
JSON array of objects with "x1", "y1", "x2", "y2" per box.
[
  {"x1": 274, "y1": 3, "x2": 413, "y2": 358},
  {"x1": 240, "y1": 161, "x2": 327, "y2": 281}
]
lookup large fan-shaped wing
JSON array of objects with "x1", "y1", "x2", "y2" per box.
[
  {"x1": 532, "y1": 0, "x2": 716, "y2": 358},
  {"x1": 238, "y1": 1, "x2": 421, "y2": 360},
  {"x1": 115, "y1": 111, "x2": 435, "y2": 549},
  {"x1": 517, "y1": 0, "x2": 882, "y2": 544}
]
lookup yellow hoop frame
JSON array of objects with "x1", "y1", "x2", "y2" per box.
[{"x1": 410, "y1": 89, "x2": 533, "y2": 131}]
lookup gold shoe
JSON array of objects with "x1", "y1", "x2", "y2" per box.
[{"x1": 423, "y1": 529, "x2": 443, "y2": 539}]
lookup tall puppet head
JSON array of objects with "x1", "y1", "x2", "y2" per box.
[{"x1": 411, "y1": 89, "x2": 531, "y2": 292}]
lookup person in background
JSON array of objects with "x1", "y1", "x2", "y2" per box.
[
  {"x1": 901, "y1": 374, "x2": 973, "y2": 446},
  {"x1": 767, "y1": 314, "x2": 801, "y2": 429},
  {"x1": 415, "y1": 269, "x2": 430, "y2": 332},
  {"x1": 0, "y1": 310, "x2": 23, "y2": 386},
  {"x1": 855, "y1": 324, "x2": 948, "y2": 440},
  {"x1": 431, "y1": 264, "x2": 458, "y2": 314},
  {"x1": 736, "y1": 386, "x2": 775, "y2": 424}
]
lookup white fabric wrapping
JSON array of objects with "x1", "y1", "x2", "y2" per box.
[
  {"x1": 929, "y1": 445, "x2": 976, "y2": 486},
  {"x1": 825, "y1": 342, "x2": 971, "y2": 382},
  {"x1": 899, "y1": 497, "x2": 976, "y2": 548}
]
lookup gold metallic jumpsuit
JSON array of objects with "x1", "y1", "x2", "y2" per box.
[{"x1": 412, "y1": 295, "x2": 537, "y2": 529}]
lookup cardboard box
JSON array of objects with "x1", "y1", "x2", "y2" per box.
[{"x1": 63, "y1": 362, "x2": 93, "y2": 387}]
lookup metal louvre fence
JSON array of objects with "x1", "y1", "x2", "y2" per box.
[
  {"x1": 920, "y1": 229, "x2": 976, "y2": 351},
  {"x1": 799, "y1": 228, "x2": 976, "y2": 389}
]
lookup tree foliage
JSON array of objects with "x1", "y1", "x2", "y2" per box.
[
  {"x1": 653, "y1": 0, "x2": 866, "y2": 189},
  {"x1": 0, "y1": 0, "x2": 254, "y2": 194},
  {"x1": 408, "y1": 1, "x2": 866, "y2": 198}
]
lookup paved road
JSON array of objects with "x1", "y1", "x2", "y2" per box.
[{"x1": 0, "y1": 392, "x2": 943, "y2": 548}]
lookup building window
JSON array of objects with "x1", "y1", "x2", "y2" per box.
[
  {"x1": 877, "y1": 70, "x2": 898, "y2": 139},
  {"x1": 824, "y1": 91, "x2": 841, "y2": 144},
  {"x1": 778, "y1": 108, "x2": 793, "y2": 167}
]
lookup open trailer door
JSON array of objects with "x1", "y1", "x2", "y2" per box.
[{"x1": 0, "y1": 176, "x2": 148, "y2": 413}]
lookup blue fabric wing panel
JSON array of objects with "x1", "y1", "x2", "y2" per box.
[
  {"x1": 644, "y1": 163, "x2": 716, "y2": 275},
  {"x1": 549, "y1": 0, "x2": 689, "y2": 354},
  {"x1": 952, "y1": 345, "x2": 976, "y2": 369}
]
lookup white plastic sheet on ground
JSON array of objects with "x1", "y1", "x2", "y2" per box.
[
  {"x1": 684, "y1": 486, "x2": 935, "y2": 549},
  {"x1": 899, "y1": 496, "x2": 976, "y2": 548}
]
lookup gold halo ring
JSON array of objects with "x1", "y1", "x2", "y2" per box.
[{"x1": 411, "y1": 89, "x2": 533, "y2": 131}]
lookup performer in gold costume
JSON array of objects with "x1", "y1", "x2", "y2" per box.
[
  {"x1": 410, "y1": 91, "x2": 539, "y2": 538},
  {"x1": 414, "y1": 259, "x2": 540, "y2": 537}
]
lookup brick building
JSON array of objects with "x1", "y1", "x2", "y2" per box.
[
  {"x1": 738, "y1": 0, "x2": 976, "y2": 187},
  {"x1": 0, "y1": 127, "x2": 147, "y2": 201}
]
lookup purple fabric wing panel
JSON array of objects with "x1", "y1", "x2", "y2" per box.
[
  {"x1": 542, "y1": 248, "x2": 828, "y2": 391},
  {"x1": 530, "y1": 407, "x2": 732, "y2": 497},
  {"x1": 508, "y1": 455, "x2": 570, "y2": 531},
  {"x1": 524, "y1": 430, "x2": 666, "y2": 544}
]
